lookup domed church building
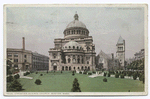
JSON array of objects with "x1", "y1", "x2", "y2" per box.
[{"x1": 48, "y1": 13, "x2": 96, "y2": 71}]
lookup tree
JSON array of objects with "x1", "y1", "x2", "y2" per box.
[
  {"x1": 8, "y1": 79, "x2": 22, "y2": 91},
  {"x1": 71, "y1": 78, "x2": 81, "y2": 92}
]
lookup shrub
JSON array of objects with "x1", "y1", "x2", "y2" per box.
[
  {"x1": 7, "y1": 75, "x2": 14, "y2": 82},
  {"x1": 128, "y1": 71, "x2": 132, "y2": 77},
  {"x1": 26, "y1": 72, "x2": 30, "y2": 75},
  {"x1": 40, "y1": 74, "x2": 43, "y2": 76},
  {"x1": 79, "y1": 71, "x2": 82, "y2": 74},
  {"x1": 83, "y1": 72, "x2": 87, "y2": 74},
  {"x1": 35, "y1": 79, "x2": 42, "y2": 85},
  {"x1": 88, "y1": 72, "x2": 92, "y2": 75},
  {"x1": 23, "y1": 73, "x2": 27, "y2": 76},
  {"x1": 103, "y1": 72, "x2": 107, "y2": 77},
  {"x1": 133, "y1": 73, "x2": 137, "y2": 80},
  {"x1": 103, "y1": 78, "x2": 107, "y2": 82},
  {"x1": 8, "y1": 79, "x2": 22, "y2": 91},
  {"x1": 120, "y1": 74, "x2": 124, "y2": 78},
  {"x1": 14, "y1": 74, "x2": 20, "y2": 79},
  {"x1": 107, "y1": 73, "x2": 110, "y2": 77},
  {"x1": 72, "y1": 73, "x2": 75, "y2": 76},
  {"x1": 36, "y1": 72, "x2": 38, "y2": 74},
  {"x1": 61, "y1": 71, "x2": 62, "y2": 73},
  {"x1": 71, "y1": 78, "x2": 81, "y2": 92},
  {"x1": 92, "y1": 71, "x2": 96, "y2": 74},
  {"x1": 115, "y1": 73, "x2": 119, "y2": 78}
]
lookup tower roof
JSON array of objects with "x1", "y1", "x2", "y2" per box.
[{"x1": 117, "y1": 36, "x2": 124, "y2": 44}]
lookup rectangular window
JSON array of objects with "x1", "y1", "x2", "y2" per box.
[
  {"x1": 24, "y1": 59, "x2": 26, "y2": 62},
  {"x1": 14, "y1": 59, "x2": 18, "y2": 62},
  {"x1": 14, "y1": 54, "x2": 18, "y2": 57},
  {"x1": 24, "y1": 55, "x2": 26, "y2": 58},
  {"x1": 14, "y1": 64, "x2": 18, "y2": 67},
  {"x1": 8, "y1": 54, "x2": 12, "y2": 57}
]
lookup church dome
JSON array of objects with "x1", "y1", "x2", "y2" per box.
[
  {"x1": 63, "y1": 13, "x2": 89, "y2": 39},
  {"x1": 62, "y1": 41, "x2": 82, "y2": 50},
  {"x1": 66, "y1": 14, "x2": 86, "y2": 29}
]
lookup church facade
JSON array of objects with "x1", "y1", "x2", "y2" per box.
[
  {"x1": 49, "y1": 14, "x2": 96, "y2": 71},
  {"x1": 96, "y1": 36, "x2": 125, "y2": 70}
]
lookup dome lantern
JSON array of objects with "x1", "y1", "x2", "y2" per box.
[{"x1": 74, "y1": 14, "x2": 79, "y2": 20}]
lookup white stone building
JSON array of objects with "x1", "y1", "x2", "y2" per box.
[{"x1": 49, "y1": 13, "x2": 96, "y2": 71}]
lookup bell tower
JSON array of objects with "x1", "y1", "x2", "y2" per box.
[{"x1": 116, "y1": 36, "x2": 125, "y2": 68}]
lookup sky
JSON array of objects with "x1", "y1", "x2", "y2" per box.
[{"x1": 6, "y1": 7, "x2": 144, "y2": 59}]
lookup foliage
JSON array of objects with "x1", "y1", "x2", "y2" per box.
[
  {"x1": 126, "y1": 58, "x2": 144, "y2": 70},
  {"x1": 7, "y1": 75, "x2": 14, "y2": 82},
  {"x1": 61, "y1": 71, "x2": 62, "y2": 73},
  {"x1": 103, "y1": 72, "x2": 107, "y2": 77},
  {"x1": 71, "y1": 78, "x2": 81, "y2": 92},
  {"x1": 83, "y1": 72, "x2": 87, "y2": 74},
  {"x1": 133, "y1": 73, "x2": 137, "y2": 80},
  {"x1": 24, "y1": 72, "x2": 30, "y2": 76},
  {"x1": 40, "y1": 74, "x2": 43, "y2": 76},
  {"x1": 35, "y1": 79, "x2": 42, "y2": 85},
  {"x1": 14, "y1": 74, "x2": 20, "y2": 79},
  {"x1": 92, "y1": 71, "x2": 96, "y2": 74},
  {"x1": 88, "y1": 72, "x2": 92, "y2": 75},
  {"x1": 120, "y1": 74, "x2": 124, "y2": 79},
  {"x1": 8, "y1": 79, "x2": 22, "y2": 91},
  {"x1": 139, "y1": 73, "x2": 145, "y2": 83},
  {"x1": 79, "y1": 71, "x2": 82, "y2": 74},
  {"x1": 127, "y1": 71, "x2": 132, "y2": 77},
  {"x1": 115, "y1": 73, "x2": 119, "y2": 78},
  {"x1": 107, "y1": 73, "x2": 110, "y2": 77},
  {"x1": 36, "y1": 72, "x2": 38, "y2": 74},
  {"x1": 103, "y1": 78, "x2": 107, "y2": 82}
]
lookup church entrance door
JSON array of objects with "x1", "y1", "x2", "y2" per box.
[{"x1": 53, "y1": 66, "x2": 57, "y2": 70}]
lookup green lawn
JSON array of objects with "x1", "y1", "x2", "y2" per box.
[{"x1": 18, "y1": 71, "x2": 144, "y2": 92}]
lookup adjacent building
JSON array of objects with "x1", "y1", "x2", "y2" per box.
[
  {"x1": 96, "y1": 36, "x2": 125, "y2": 70},
  {"x1": 7, "y1": 37, "x2": 49, "y2": 71},
  {"x1": 49, "y1": 13, "x2": 96, "y2": 71},
  {"x1": 134, "y1": 49, "x2": 145, "y2": 60}
]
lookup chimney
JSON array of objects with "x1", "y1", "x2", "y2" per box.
[
  {"x1": 22, "y1": 37, "x2": 25, "y2": 50},
  {"x1": 111, "y1": 53, "x2": 114, "y2": 60}
]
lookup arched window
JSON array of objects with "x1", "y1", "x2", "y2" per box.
[
  {"x1": 68, "y1": 58, "x2": 71, "y2": 63},
  {"x1": 78, "y1": 58, "x2": 80, "y2": 64},
  {"x1": 74, "y1": 67, "x2": 75, "y2": 70},
  {"x1": 69, "y1": 66, "x2": 71, "y2": 70},
  {"x1": 72, "y1": 30, "x2": 73, "y2": 34},
  {"x1": 69, "y1": 46, "x2": 71, "y2": 49},
  {"x1": 78, "y1": 67, "x2": 80, "y2": 69},
  {"x1": 77, "y1": 46, "x2": 79, "y2": 49},
  {"x1": 77, "y1": 30, "x2": 79, "y2": 34},
  {"x1": 66, "y1": 66, "x2": 68, "y2": 71},
  {"x1": 87, "y1": 61, "x2": 89, "y2": 64},
  {"x1": 88, "y1": 67, "x2": 90, "y2": 70},
  {"x1": 74, "y1": 30, "x2": 75, "y2": 34},
  {"x1": 73, "y1": 46, "x2": 75, "y2": 49},
  {"x1": 81, "y1": 66, "x2": 84, "y2": 70},
  {"x1": 79, "y1": 30, "x2": 80, "y2": 34},
  {"x1": 62, "y1": 66, "x2": 64, "y2": 70}
]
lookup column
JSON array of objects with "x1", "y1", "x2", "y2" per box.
[
  {"x1": 71, "y1": 55, "x2": 73, "y2": 64},
  {"x1": 80, "y1": 55, "x2": 82, "y2": 64},
  {"x1": 75, "y1": 55, "x2": 77, "y2": 64}
]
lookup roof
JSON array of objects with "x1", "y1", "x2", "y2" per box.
[
  {"x1": 98, "y1": 50, "x2": 111, "y2": 60},
  {"x1": 66, "y1": 14, "x2": 86, "y2": 29},
  {"x1": 117, "y1": 36, "x2": 124, "y2": 44}
]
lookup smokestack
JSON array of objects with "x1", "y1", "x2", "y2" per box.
[{"x1": 22, "y1": 37, "x2": 25, "y2": 50}]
